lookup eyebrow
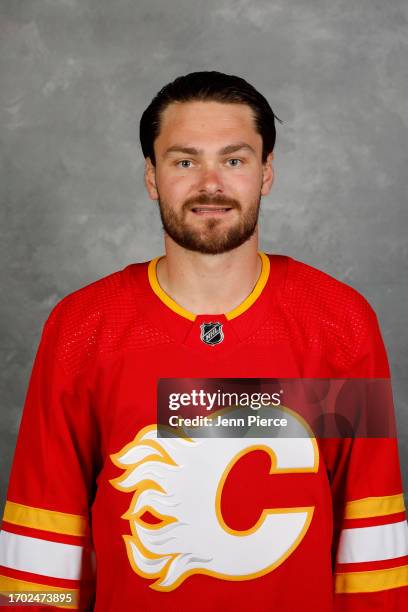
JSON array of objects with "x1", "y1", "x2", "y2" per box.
[{"x1": 163, "y1": 142, "x2": 257, "y2": 158}]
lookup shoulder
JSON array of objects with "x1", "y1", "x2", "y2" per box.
[
  {"x1": 278, "y1": 256, "x2": 380, "y2": 372},
  {"x1": 41, "y1": 260, "x2": 167, "y2": 376},
  {"x1": 47, "y1": 261, "x2": 148, "y2": 325},
  {"x1": 284, "y1": 256, "x2": 376, "y2": 323}
]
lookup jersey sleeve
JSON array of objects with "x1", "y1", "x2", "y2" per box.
[
  {"x1": 0, "y1": 302, "x2": 99, "y2": 610},
  {"x1": 321, "y1": 305, "x2": 408, "y2": 610}
]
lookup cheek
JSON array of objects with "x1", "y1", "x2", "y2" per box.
[
  {"x1": 226, "y1": 170, "x2": 262, "y2": 197},
  {"x1": 157, "y1": 170, "x2": 195, "y2": 197}
]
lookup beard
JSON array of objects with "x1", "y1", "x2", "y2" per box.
[{"x1": 157, "y1": 192, "x2": 261, "y2": 255}]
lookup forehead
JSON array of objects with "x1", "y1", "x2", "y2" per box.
[{"x1": 156, "y1": 101, "x2": 261, "y2": 150}]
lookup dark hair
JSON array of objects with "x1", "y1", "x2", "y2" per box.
[{"x1": 139, "y1": 71, "x2": 282, "y2": 165}]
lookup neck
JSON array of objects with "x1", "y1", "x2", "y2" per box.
[{"x1": 155, "y1": 231, "x2": 261, "y2": 315}]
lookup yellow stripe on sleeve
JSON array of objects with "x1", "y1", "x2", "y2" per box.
[
  {"x1": 335, "y1": 565, "x2": 408, "y2": 594},
  {"x1": 3, "y1": 501, "x2": 87, "y2": 537},
  {"x1": 344, "y1": 494, "x2": 406, "y2": 519}
]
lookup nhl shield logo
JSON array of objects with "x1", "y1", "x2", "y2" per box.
[{"x1": 200, "y1": 322, "x2": 224, "y2": 346}]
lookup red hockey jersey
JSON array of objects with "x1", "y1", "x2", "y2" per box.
[{"x1": 1, "y1": 252, "x2": 407, "y2": 611}]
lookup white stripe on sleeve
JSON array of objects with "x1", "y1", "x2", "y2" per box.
[
  {"x1": 337, "y1": 520, "x2": 408, "y2": 564},
  {"x1": 0, "y1": 529, "x2": 83, "y2": 580}
]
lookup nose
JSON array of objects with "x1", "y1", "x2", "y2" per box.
[{"x1": 197, "y1": 165, "x2": 224, "y2": 195}]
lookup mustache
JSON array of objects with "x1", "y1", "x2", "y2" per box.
[{"x1": 183, "y1": 194, "x2": 241, "y2": 210}]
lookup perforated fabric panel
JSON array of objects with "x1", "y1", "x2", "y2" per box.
[
  {"x1": 44, "y1": 257, "x2": 377, "y2": 379},
  {"x1": 46, "y1": 267, "x2": 173, "y2": 378},
  {"x1": 245, "y1": 257, "x2": 374, "y2": 374}
]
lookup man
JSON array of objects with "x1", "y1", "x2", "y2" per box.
[{"x1": 0, "y1": 71, "x2": 407, "y2": 610}]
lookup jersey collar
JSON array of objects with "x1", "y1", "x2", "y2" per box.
[
  {"x1": 147, "y1": 251, "x2": 271, "y2": 322},
  {"x1": 135, "y1": 251, "x2": 288, "y2": 352}
]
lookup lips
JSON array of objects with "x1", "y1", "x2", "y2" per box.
[{"x1": 191, "y1": 206, "x2": 233, "y2": 214}]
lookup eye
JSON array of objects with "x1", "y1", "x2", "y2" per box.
[
  {"x1": 177, "y1": 160, "x2": 193, "y2": 168},
  {"x1": 227, "y1": 158, "x2": 242, "y2": 167}
]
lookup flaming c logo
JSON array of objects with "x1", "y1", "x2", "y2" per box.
[{"x1": 110, "y1": 421, "x2": 319, "y2": 591}]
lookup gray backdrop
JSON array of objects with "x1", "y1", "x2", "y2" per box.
[{"x1": 1, "y1": 0, "x2": 407, "y2": 514}]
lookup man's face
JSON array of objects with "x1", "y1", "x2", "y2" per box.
[{"x1": 144, "y1": 101, "x2": 274, "y2": 255}]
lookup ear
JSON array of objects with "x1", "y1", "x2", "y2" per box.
[
  {"x1": 261, "y1": 151, "x2": 274, "y2": 196},
  {"x1": 144, "y1": 157, "x2": 159, "y2": 200}
]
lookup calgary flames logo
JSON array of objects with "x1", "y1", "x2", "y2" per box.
[{"x1": 110, "y1": 425, "x2": 318, "y2": 591}]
